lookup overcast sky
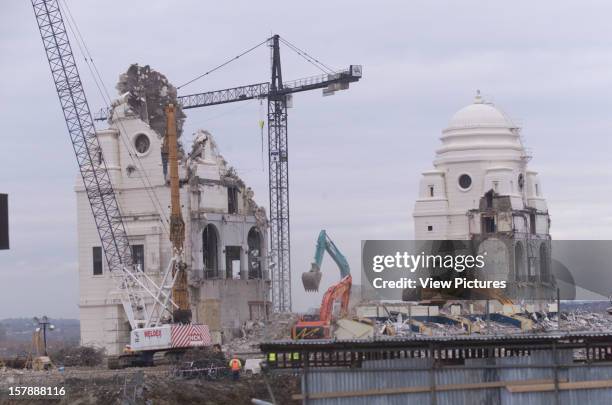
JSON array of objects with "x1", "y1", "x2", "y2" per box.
[{"x1": 1, "y1": 1, "x2": 612, "y2": 319}]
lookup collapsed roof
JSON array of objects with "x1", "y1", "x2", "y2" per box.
[{"x1": 116, "y1": 64, "x2": 186, "y2": 139}]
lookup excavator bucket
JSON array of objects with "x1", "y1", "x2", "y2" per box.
[{"x1": 302, "y1": 263, "x2": 322, "y2": 292}]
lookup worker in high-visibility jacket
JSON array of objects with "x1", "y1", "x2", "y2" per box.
[{"x1": 229, "y1": 355, "x2": 242, "y2": 381}]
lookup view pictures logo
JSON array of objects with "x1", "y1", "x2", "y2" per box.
[{"x1": 372, "y1": 251, "x2": 487, "y2": 273}]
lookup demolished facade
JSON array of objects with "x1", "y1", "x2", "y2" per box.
[{"x1": 77, "y1": 65, "x2": 270, "y2": 355}]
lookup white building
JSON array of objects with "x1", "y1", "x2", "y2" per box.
[
  {"x1": 413, "y1": 92, "x2": 554, "y2": 300},
  {"x1": 77, "y1": 92, "x2": 270, "y2": 355}
]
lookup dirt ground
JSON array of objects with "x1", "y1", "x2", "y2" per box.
[{"x1": 0, "y1": 367, "x2": 300, "y2": 405}]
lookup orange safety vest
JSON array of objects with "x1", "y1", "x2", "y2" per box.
[{"x1": 229, "y1": 358, "x2": 241, "y2": 371}]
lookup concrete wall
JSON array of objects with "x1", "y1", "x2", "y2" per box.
[{"x1": 195, "y1": 279, "x2": 270, "y2": 339}]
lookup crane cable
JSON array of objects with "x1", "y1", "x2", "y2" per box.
[
  {"x1": 60, "y1": 0, "x2": 171, "y2": 234},
  {"x1": 176, "y1": 37, "x2": 271, "y2": 90},
  {"x1": 177, "y1": 35, "x2": 336, "y2": 90},
  {"x1": 60, "y1": 0, "x2": 113, "y2": 105},
  {"x1": 278, "y1": 36, "x2": 337, "y2": 74},
  {"x1": 61, "y1": 0, "x2": 173, "y2": 233},
  {"x1": 59, "y1": 12, "x2": 340, "y2": 236}
]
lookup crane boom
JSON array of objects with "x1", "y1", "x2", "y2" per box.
[
  {"x1": 166, "y1": 104, "x2": 185, "y2": 251},
  {"x1": 31, "y1": 0, "x2": 177, "y2": 330},
  {"x1": 32, "y1": 0, "x2": 132, "y2": 274},
  {"x1": 166, "y1": 104, "x2": 191, "y2": 323},
  {"x1": 93, "y1": 68, "x2": 361, "y2": 123},
  {"x1": 178, "y1": 68, "x2": 361, "y2": 109},
  {"x1": 319, "y1": 275, "x2": 352, "y2": 323}
]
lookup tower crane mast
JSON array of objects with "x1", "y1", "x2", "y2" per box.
[{"x1": 174, "y1": 37, "x2": 361, "y2": 312}]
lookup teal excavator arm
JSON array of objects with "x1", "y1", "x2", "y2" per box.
[
  {"x1": 302, "y1": 230, "x2": 350, "y2": 291},
  {"x1": 314, "y1": 230, "x2": 350, "y2": 278}
]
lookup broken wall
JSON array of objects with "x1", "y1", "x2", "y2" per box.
[{"x1": 116, "y1": 64, "x2": 186, "y2": 141}]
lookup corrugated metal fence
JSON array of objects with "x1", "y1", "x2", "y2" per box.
[{"x1": 301, "y1": 350, "x2": 612, "y2": 405}]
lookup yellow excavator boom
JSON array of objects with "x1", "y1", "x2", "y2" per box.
[{"x1": 166, "y1": 104, "x2": 190, "y2": 322}]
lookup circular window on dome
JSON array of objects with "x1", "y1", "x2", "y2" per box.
[
  {"x1": 134, "y1": 134, "x2": 150, "y2": 154},
  {"x1": 458, "y1": 174, "x2": 472, "y2": 190},
  {"x1": 518, "y1": 173, "x2": 525, "y2": 191}
]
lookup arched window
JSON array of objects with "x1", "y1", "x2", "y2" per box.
[
  {"x1": 515, "y1": 242, "x2": 525, "y2": 281},
  {"x1": 202, "y1": 224, "x2": 219, "y2": 278},
  {"x1": 540, "y1": 243, "x2": 550, "y2": 282},
  {"x1": 247, "y1": 227, "x2": 263, "y2": 279}
]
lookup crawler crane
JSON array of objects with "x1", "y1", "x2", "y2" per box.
[{"x1": 31, "y1": 0, "x2": 209, "y2": 368}]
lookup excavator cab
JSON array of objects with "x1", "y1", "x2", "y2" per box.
[{"x1": 292, "y1": 310, "x2": 328, "y2": 339}]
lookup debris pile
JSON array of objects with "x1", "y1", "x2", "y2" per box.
[
  {"x1": 0, "y1": 367, "x2": 300, "y2": 405},
  {"x1": 469, "y1": 317, "x2": 522, "y2": 334},
  {"x1": 224, "y1": 313, "x2": 299, "y2": 354},
  {"x1": 180, "y1": 346, "x2": 226, "y2": 368},
  {"x1": 555, "y1": 311, "x2": 612, "y2": 332},
  {"x1": 366, "y1": 307, "x2": 612, "y2": 338},
  {"x1": 50, "y1": 346, "x2": 105, "y2": 367},
  {"x1": 425, "y1": 321, "x2": 467, "y2": 336}
]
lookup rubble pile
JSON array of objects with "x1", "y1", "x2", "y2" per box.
[
  {"x1": 426, "y1": 322, "x2": 467, "y2": 336},
  {"x1": 0, "y1": 367, "x2": 300, "y2": 405},
  {"x1": 223, "y1": 313, "x2": 299, "y2": 354},
  {"x1": 51, "y1": 346, "x2": 105, "y2": 367},
  {"x1": 469, "y1": 317, "x2": 521, "y2": 334},
  {"x1": 369, "y1": 309, "x2": 612, "y2": 338},
  {"x1": 524, "y1": 310, "x2": 612, "y2": 333},
  {"x1": 377, "y1": 318, "x2": 466, "y2": 337},
  {"x1": 180, "y1": 347, "x2": 227, "y2": 367},
  {"x1": 556, "y1": 311, "x2": 612, "y2": 332}
]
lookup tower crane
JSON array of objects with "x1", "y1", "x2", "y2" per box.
[
  {"x1": 96, "y1": 36, "x2": 362, "y2": 312},
  {"x1": 31, "y1": 0, "x2": 209, "y2": 368}
]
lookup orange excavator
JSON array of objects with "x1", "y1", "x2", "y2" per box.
[{"x1": 292, "y1": 230, "x2": 352, "y2": 339}]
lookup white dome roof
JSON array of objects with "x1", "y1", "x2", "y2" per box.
[{"x1": 448, "y1": 93, "x2": 514, "y2": 129}]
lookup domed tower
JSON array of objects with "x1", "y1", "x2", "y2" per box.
[{"x1": 413, "y1": 92, "x2": 554, "y2": 300}]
